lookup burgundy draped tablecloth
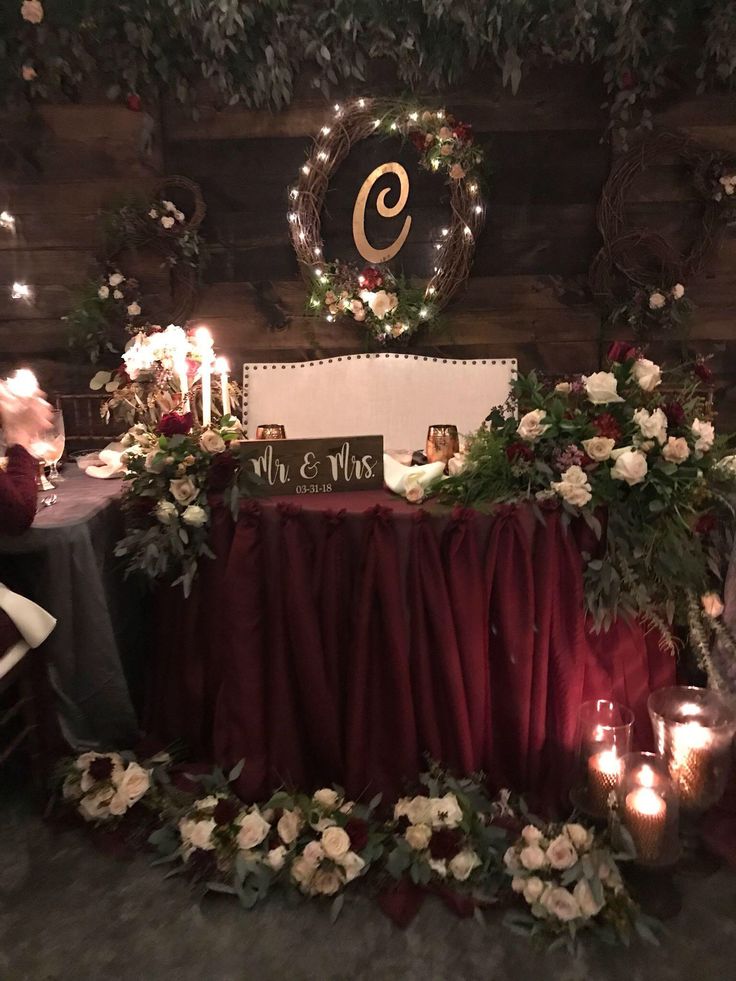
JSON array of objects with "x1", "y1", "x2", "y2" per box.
[{"x1": 148, "y1": 491, "x2": 675, "y2": 809}]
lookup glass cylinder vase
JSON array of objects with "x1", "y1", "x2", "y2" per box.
[
  {"x1": 648, "y1": 686, "x2": 736, "y2": 815},
  {"x1": 617, "y1": 752, "x2": 680, "y2": 866},
  {"x1": 573, "y1": 699, "x2": 634, "y2": 818}
]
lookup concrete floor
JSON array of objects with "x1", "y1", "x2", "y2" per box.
[{"x1": 2, "y1": 783, "x2": 736, "y2": 981}]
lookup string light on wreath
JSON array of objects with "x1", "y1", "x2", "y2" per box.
[
  {"x1": 287, "y1": 98, "x2": 487, "y2": 343},
  {"x1": 0, "y1": 210, "x2": 16, "y2": 231}
]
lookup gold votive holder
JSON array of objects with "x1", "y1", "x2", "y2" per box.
[
  {"x1": 425, "y1": 424, "x2": 459, "y2": 466},
  {"x1": 648, "y1": 686, "x2": 736, "y2": 814},
  {"x1": 617, "y1": 752, "x2": 679, "y2": 866},
  {"x1": 572, "y1": 699, "x2": 634, "y2": 818},
  {"x1": 255, "y1": 424, "x2": 287, "y2": 440}
]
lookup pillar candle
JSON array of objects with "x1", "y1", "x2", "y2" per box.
[
  {"x1": 587, "y1": 749, "x2": 621, "y2": 814},
  {"x1": 624, "y1": 787, "x2": 666, "y2": 862},
  {"x1": 670, "y1": 721, "x2": 712, "y2": 809},
  {"x1": 215, "y1": 356, "x2": 230, "y2": 416}
]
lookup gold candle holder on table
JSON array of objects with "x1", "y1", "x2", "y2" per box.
[
  {"x1": 255, "y1": 424, "x2": 287, "y2": 440},
  {"x1": 648, "y1": 686, "x2": 736, "y2": 815},
  {"x1": 618, "y1": 753, "x2": 679, "y2": 865},
  {"x1": 425, "y1": 425, "x2": 459, "y2": 466},
  {"x1": 572, "y1": 699, "x2": 634, "y2": 819}
]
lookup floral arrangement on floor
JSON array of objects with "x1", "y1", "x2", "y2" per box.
[
  {"x1": 609, "y1": 282, "x2": 693, "y2": 336},
  {"x1": 55, "y1": 753, "x2": 658, "y2": 948},
  {"x1": 503, "y1": 819, "x2": 659, "y2": 952},
  {"x1": 437, "y1": 344, "x2": 736, "y2": 649}
]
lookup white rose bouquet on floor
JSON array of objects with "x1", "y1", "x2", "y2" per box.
[
  {"x1": 503, "y1": 819, "x2": 660, "y2": 951},
  {"x1": 60, "y1": 750, "x2": 154, "y2": 822}
]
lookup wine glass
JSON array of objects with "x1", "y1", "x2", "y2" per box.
[{"x1": 30, "y1": 408, "x2": 65, "y2": 485}]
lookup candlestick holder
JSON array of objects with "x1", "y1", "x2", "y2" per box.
[
  {"x1": 255, "y1": 424, "x2": 287, "y2": 440},
  {"x1": 572, "y1": 699, "x2": 634, "y2": 819},
  {"x1": 36, "y1": 461, "x2": 54, "y2": 492},
  {"x1": 648, "y1": 686, "x2": 736, "y2": 815},
  {"x1": 617, "y1": 752, "x2": 680, "y2": 866},
  {"x1": 425, "y1": 425, "x2": 459, "y2": 466}
]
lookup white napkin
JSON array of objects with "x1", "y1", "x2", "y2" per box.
[
  {"x1": 78, "y1": 441, "x2": 126, "y2": 479},
  {"x1": 0, "y1": 583, "x2": 56, "y2": 649},
  {"x1": 383, "y1": 453, "x2": 445, "y2": 497}
]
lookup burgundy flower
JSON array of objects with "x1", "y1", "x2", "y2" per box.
[
  {"x1": 663, "y1": 401, "x2": 686, "y2": 427},
  {"x1": 696, "y1": 513, "x2": 718, "y2": 535},
  {"x1": 428, "y1": 828, "x2": 463, "y2": 861},
  {"x1": 207, "y1": 450, "x2": 238, "y2": 492},
  {"x1": 116, "y1": 365, "x2": 131, "y2": 385},
  {"x1": 213, "y1": 797, "x2": 241, "y2": 827},
  {"x1": 606, "y1": 341, "x2": 637, "y2": 364},
  {"x1": 505, "y1": 442, "x2": 534, "y2": 463},
  {"x1": 620, "y1": 69, "x2": 636, "y2": 90},
  {"x1": 126, "y1": 93, "x2": 142, "y2": 112},
  {"x1": 593, "y1": 413, "x2": 622, "y2": 442},
  {"x1": 409, "y1": 131, "x2": 426, "y2": 153},
  {"x1": 694, "y1": 359, "x2": 714, "y2": 383},
  {"x1": 452, "y1": 122, "x2": 473, "y2": 144},
  {"x1": 345, "y1": 817, "x2": 370, "y2": 853},
  {"x1": 157, "y1": 411, "x2": 193, "y2": 437},
  {"x1": 87, "y1": 756, "x2": 115, "y2": 782},
  {"x1": 358, "y1": 266, "x2": 383, "y2": 291},
  {"x1": 186, "y1": 848, "x2": 217, "y2": 882}
]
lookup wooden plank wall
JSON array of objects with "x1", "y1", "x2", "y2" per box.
[{"x1": 0, "y1": 66, "x2": 734, "y2": 426}]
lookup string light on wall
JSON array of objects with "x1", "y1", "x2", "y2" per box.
[
  {"x1": 11, "y1": 282, "x2": 32, "y2": 301},
  {"x1": 0, "y1": 211, "x2": 16, "y2": 231}
]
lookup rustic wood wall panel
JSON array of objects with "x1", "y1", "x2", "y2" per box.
[{"x1": 0, "y1": 67, "x2": 733, "y2": 427}]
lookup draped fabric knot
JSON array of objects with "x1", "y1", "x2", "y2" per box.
[
  {"x1": 365, "y1": 504, "x2": 394, "y2": 526},
  {"x1": 239, "y1": 499, "x2": 262, "y2": 524},
  {"x1": 449, "y1": 505, "x2": 476, "y2": 528},
  {"x1": 277, "y1": 502, "x2": 303, "y2": 523},
  {"x1": 412, "y1": 508, "x2": 431, "y2": 525},
  {"x1": 492, "y1": 502, "x2": 517, "y2": 520},
  {"x1": 323, "y1": 508, "x2": 347, "y2": 530}
]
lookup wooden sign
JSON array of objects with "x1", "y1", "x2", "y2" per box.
[{"x1": 239, "y1": 435, "x2": 384, "y2": 496}]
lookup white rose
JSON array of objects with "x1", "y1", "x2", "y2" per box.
[
  {"x1": 179, "y1": 817, "x2": 216, "y2": 851},
  {"x1": 79, "y1": 788, "x2": 114, "y2": 822},
  {"x1": 447, "y1": 452, "x2": 467, "y2": 476},
  {"x1": 182, "y1": 504, "x2": 207, "y2": 527},
  {"x1": 148, "y1": 209, "x2": 158, "y2": 218},
  {"x1": 702, "y1": 592, "x2": 725, "y2": 618},
  {"x1": 338, "y1": 850, "x2": 366, "y2": 883},
  {"x1": 113, "y1": 289, "x2": 124, "y2": 300},
  {"x1": 112, "y1": 762, "x2": 150, "y2": 808},
  {"x1": 404, "y1": 471, "x2": 426, "y2": 504},
  {"x1": 368, "y1": 290, "x2": 399, "y2": 319},
  {"x1": 555, "y1": 382, "x2": 572, "y2": 395},
  {"x1": 277, "y1": 809, "x2": 303, "y2": 844},
  {"x1": 633, "y1": 408, "x2": 667, "y2": 444},
  {"x1": 662, "y1": 436, "x2": 690, "y2": 464},
  {"x1": 199, "y1": 430, "x2": 226, "y2": 455},
  {"x1": 108, "y1": 273, "x2": 124, "y2": 287},
  {"x1": 145, "y1": 449, "x2": 166, "y2": 474},
  {"x1": 692, "y1": 418, "x2": 715, "y2": 456},
  {"x1": 127, "y1": 302, "x2": 142, "y2": 317},
  {"x1": 291, "y1": 855, "x2": 315, "y2": 889},
  {"x1": 504, "y1": 846, "x2": 521, "y2": 871},
  {"x1": 265, "y1": 845, "x2": 286, "y2": 871},
  {"x1": 542, "y1": 886, "x2": 581, "y2": 922},
  {"x1": 21, "y1": 1, "x2": 43, "y2": 24},
  {"x1": 169, "y1": 476, "x2": 198, "y2": 505},
  {"x1": 511, "y1": 876, "x2": 526, "y2": 894},
  {"x1": 632, "y1": 357, "x2": 662, "y2": 392},
  {"x1": 351, "y1": 300, "x2": 366, "y2": 322},
  {"x1": 302, "y1": 841, "x2": 325, "y2": 866},
  {"x1": 174, "y1": 209, "x2": 185, "y2": 222},
  {"x1": 546, "y1": 834, "x2": 578, "y2": 870},
  {"x1": 428, "y1": 858, "x2": 448, "y2": 878},
  {"x1": 648, "y1": 291, "x2": 666, "y2": 310},
  {"x1": 585, "y1": 371, "x2": 624, "y2": 405},
  {"x1": 517, "y1": 408, "x2": 549, "y2": 442},
  {"x1": 161, "y1": 216, "x2": 176, "y2": 229},
  {"x1": 672, "y1": 283, "x2": 685, "y2": 299},
  {"x1": 311, "y1": 868, "x2": 342, "y2": 896},
  {"x1": 98, "y1": 285, "x2": 110, "y2": 299},
  {"x1": 236, "y1": 811, "x2": 270, "y2": 851},
  {"x1": 155, "y1": 500, "x2": 177, "y2": 525},
  {"x1": 449, "y1": 849, "x2": 481, "y2": 882},
  {"x1": 564, "y1": 823, "x2": 592, "y2": 852},
  {"x1": 313, "y1": 788, "x2": 340, "y2": 810},
  {"x1": 552, "y1": 465, "x2": 592, "y2": 508},
  {"x1": 396, "y1": 795, "x2": 433, "y2": 826},
  {"x1": 573, "y1": 879, "x2": 603, "y2": 918},
  {"x1": 429, "y1": 793, "x2": 463, "y2": 829},
  {"x1": 405, "y1": 823, "x2": 432, "y2": 850},
  {"x1": 523, "y1": 876, "x2": 545, "y2": 904},
  {"x1": 582, "y1": 436, "x2": 615, "y2": 461},
  {"x1": 520, "y1": 845, "x2": 547, "y2": 870},
  {"x1": 321, "y1": 826, "x2": 350, "y2": 861},
  {"x1": 163, "y1": 200, "x2": 177, "y2": 213},
  {"x1": 610, "y1": 449, "x2": 648, "y2": 486},
  {"x1": 521, "y1": 825, "x2": 543, "y2": 844}
]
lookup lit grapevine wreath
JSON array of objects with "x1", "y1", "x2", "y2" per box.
[{"x1": 287, "y1": 99, "x2": 487, "y2": 343}]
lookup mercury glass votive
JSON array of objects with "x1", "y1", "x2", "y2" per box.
[
  {"x1": 648, "y1": 686, "x2": 736, "y2": 814},
  {"x1": 618, "y1": 752, "x2": 680, "y2": 866},
  {"x1": 574, "y1": 700, "x2": 634, "y2": 818},
  {"x1": 255, "y1": 424, "x2": 286, "y2": 440},
  {"x1": 425, "y1": 424, "x2": 459, "y2": 466}
]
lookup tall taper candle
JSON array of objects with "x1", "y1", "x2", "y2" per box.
[
  {"x1": 215, "y1": 356, "x2": 230, "y2": 417},
  {"x1": 195, "y1": 327, "x2": 213, "y2": 427}
]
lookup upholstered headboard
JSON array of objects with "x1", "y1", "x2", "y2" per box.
[{"x1": 242, "y1": 354, "x2": 516, "y2": 448}]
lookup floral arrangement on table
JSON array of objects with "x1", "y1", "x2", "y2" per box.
[
  {"x1": 437, "y1": 344, "x2": 736, "y2": 653},
  {"x1": 65, "y1": 269, "x2": 145, "y2": 363},
  {"x1": 609, "y1": 282, "x2": 693, "y2": 336},
  {"x1": 503, "y1": 819, "x2": 659, "y2": 952},
  {"x1": 292, "y1": 101, "x2": 487, "y2": 344}
]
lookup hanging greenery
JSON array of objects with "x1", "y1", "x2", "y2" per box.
[{"x1": 4, "y1": 1, "x2": 736, "y2": 136}]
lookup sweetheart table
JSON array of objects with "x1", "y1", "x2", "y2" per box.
[{"x1": 147, "y1": 490, "x2": 676, "y2": 808}]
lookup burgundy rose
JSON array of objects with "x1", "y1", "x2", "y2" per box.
[
  {"x1": 428, "y1": 828, "x2": 463, "y2": 861},
  {"x1": 607, "y1": 341, "x2": 637, "y2": 364},
  {"x1": 620, "y1": 69, "x2": 636, "y2": 90},
  {"x1": 207, "y1": 451, "x2": 238, "y2": 492},
  {"x1": 345, "y1": 817, "x2": 370, "y2": 853},
  {"x1": 116, "y1": 364, "x2": 131, "y2": 386},
  {"x1": 663, "y1": 401, "x2": 686, "y2": 427},
  {"x1": 409, "y1": 131, "x2": 426, "y2": 153},
  {"x1": 593, "y1": 412, "x2": 622, "y2": 442},
  {"x1": 694, "y1": 359, "x2": 714, "y2": 383},
  {"x1": 213, "y1": 797, "x2": 241, "y2": 827},
  {"x1": 696, "y1": 513, "x2": 718, "y2": 535},
  {"x1": 126, "y1": 93, "x2": 142, "y2": 112},
  {"x1": 453, "y1": 122, "x2": 473, "y2": 144},
  {"x1": 186, "y1": 848, "x2": 217, "y2": 882},
  {"x1": 87, "y1": 756, "x2": 115, "y2": 782},
  {"x1": 359, "y1": 266, "x2": 383, "y2": 290},
  {"x1": 157, "y1": 411, "x2": 193, "y2": 437},
  {"x1": 505, "y1": 442, "x2": 534, "y2": 463}
]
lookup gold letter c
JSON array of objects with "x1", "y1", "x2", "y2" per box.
[{"x1": 352, "y1": 162, "x2": 412, "y2": 264}]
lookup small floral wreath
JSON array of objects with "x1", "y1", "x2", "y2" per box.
[{"x1": 288, "y1": 99, "x2": 487, "y2": 343}]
